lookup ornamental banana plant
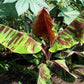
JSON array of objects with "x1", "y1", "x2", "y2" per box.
[{"x1": 0, "y1": 8, "x2": 84, "y2": 83}]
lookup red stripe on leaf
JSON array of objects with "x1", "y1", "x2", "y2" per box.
[
  {"x1": 0, "y1": 26, "x2": 5, "y2": 32},
  {"x1": 57, "y1": 36, "x2": 65, "y2": 45},
  {"x1": 61, "y1": 32, "x2": 67, "y2": 36},
  {"x1": 64, "y1": 29, "x2": 71, "y2": 35},
  {"x1": 10, "y1": 32, "x2": 16, "y2": 38},
  {"x1": 25, "y1": 38, "x2": 38, "y2": 52},
  {"x1": 18, "y1": 38, "x2": 24, "y2": 45},
  {"x1": 31, "y1": 43, "x2": 37, "y2": 52},
  {"x1": 6, "y1": 30, "x2": 13, "y2": 38},
  {"x1": 39, "y1": 65, "x2": 49, "y2": 80},
  {"x1": 4, "y1": 27, "x2": 9, "y2": 33},
  {"x1": 70, "y1": 20, "x2": 84, "y2": 38},
  {"x1": 14, "y1": 33, "x2": 22, "y2": 44},
  {"x1": 25, "y1": 38, "x2": 32, "y2": 45},
  {"x1": 8, "y1": 33, "x2": 22, "y2": 46},
  {"x1": 11, "y1": 47, "x2": 15, "y2": 51}
]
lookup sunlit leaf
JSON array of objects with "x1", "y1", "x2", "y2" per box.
[
  {"x1": 29, "y1": 0, "x2": 40, "y2": 16},
  {"x1": 49, "y1": 10, "x2": 84, "y2": 52},
  {"x1": 37, "y1": 64, "x2": 51, "y2": 84},
  {"x1": 15, "y1": 0, "x2": 29, "y2": 16},
  {"x1": 7, "y1": 0, "x2": 49, "y2": 16},
  {"x1": 0, "y1": 24, "x2": 41, "y2": 54},
  {"x1": 59, "y1": 6, "x2": 80, "y2": 25},
  {"x1": 30, "y1": 0, "x2": 49, "y2": 16},
  {"x1": 81, "y1": 51, "x2": 84, "y2": 54},
  {"x1": 32, "y1": 8, "x2": 55, "y2": 45}
]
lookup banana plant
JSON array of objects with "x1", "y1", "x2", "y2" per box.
[{"x1": 0, "y1": 8, "x2": 84, "y2": 83}]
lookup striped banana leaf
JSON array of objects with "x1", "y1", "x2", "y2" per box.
[
  {"x1": 0, "y1": 24, "x2": 41, "y2": 54},
  {"x1": 37, "y1": 64, "x2": 51, "y2": 84},
  {"x1": 49, "y1": 10, "x2": 84, "y2": 52}
]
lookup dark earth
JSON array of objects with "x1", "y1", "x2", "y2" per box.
[{"x1": 0, "y1": 44, "x2": 84, "y2": 84}]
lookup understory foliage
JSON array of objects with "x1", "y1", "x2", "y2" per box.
[{"x1": 0, "y1": 0, "x2": 84, "y2": 84}]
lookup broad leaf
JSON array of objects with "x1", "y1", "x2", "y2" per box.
[
  {"x1": 4, "y1": 0, "x2": 49, "y2": 16},
  {"x1": 37, "y1": 64, "x2": 51, "y2": 84},
  {"x1": 49, "y1": 10, "x2": 84, "y2": 52},
  {"x1": 50, "y1": 60, "x2": 76, "y2": 82},
  {"x1": 32, "y1": 8, "x2": 55, "y2": 45},
  {"x1": 29, "y1": 0, "x2": 40, "y2": 16},
  {"x1": 15, "y1": 0, "x2": 49, "y2": 16},
  {"x1": 15, "y1": 0, "x2": 29, "y2": 16},
  {"x1": 36, "y1": 0, "x2": 49, "y2": 9},
  {"x1": 29, "y1": 0, "x2": 49, "y2": 15},
  {"x1": 0, "y1": 24, "x2": 41, "y2": 54},
  {"x1": 59, "y1": 6, "x2": 80, "y2": 25}
]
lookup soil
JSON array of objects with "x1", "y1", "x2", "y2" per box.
[
  {"x1": 0, "y1": 44, "x2": 84, "y2": 84},
  {"x1": 0, "y1": 67, "x2": 84, "y2": 84}
]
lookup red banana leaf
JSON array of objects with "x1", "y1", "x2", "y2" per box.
[
  {"x1": 0, "y1": 24, "x2": 41, "y2": 54},
  {"x1": 32, "y1": 8, "x2": 55, "y2": 45}
]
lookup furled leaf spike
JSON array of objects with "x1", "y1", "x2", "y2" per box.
[{"x1": 32, "y1": 8, "x2": 55, "y2": 45}]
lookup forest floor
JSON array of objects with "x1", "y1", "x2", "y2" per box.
[
  {"x1": 0, "y1": 66, "x2": 84, "y2": 84},
  {"x1": 0, "y1": 44, "x2": 84, "y2": 84}
]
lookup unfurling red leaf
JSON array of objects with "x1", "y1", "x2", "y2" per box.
[
  {"x1": 37, "y1": 64, "x2": 51, "y2": 84},
  {"x1": 50, "y1": 60, "x2": 76, "y2": 82},
  {"x1": 49, "y1": 10, "x2": 84, "y2": 52},
  {"x1": 0, "y1": 24, "x2": 41, "y2": 54},
  {"x1": 32, "y1": 8, "x2": 55, "y2": 45}
]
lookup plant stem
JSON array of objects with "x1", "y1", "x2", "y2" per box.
[
  {"x1": 48, "y1": 52, "x2": 52, "y2": 60},
  {"x1": 41, "y1": 46, "x2": 48, "y2": 60}
]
